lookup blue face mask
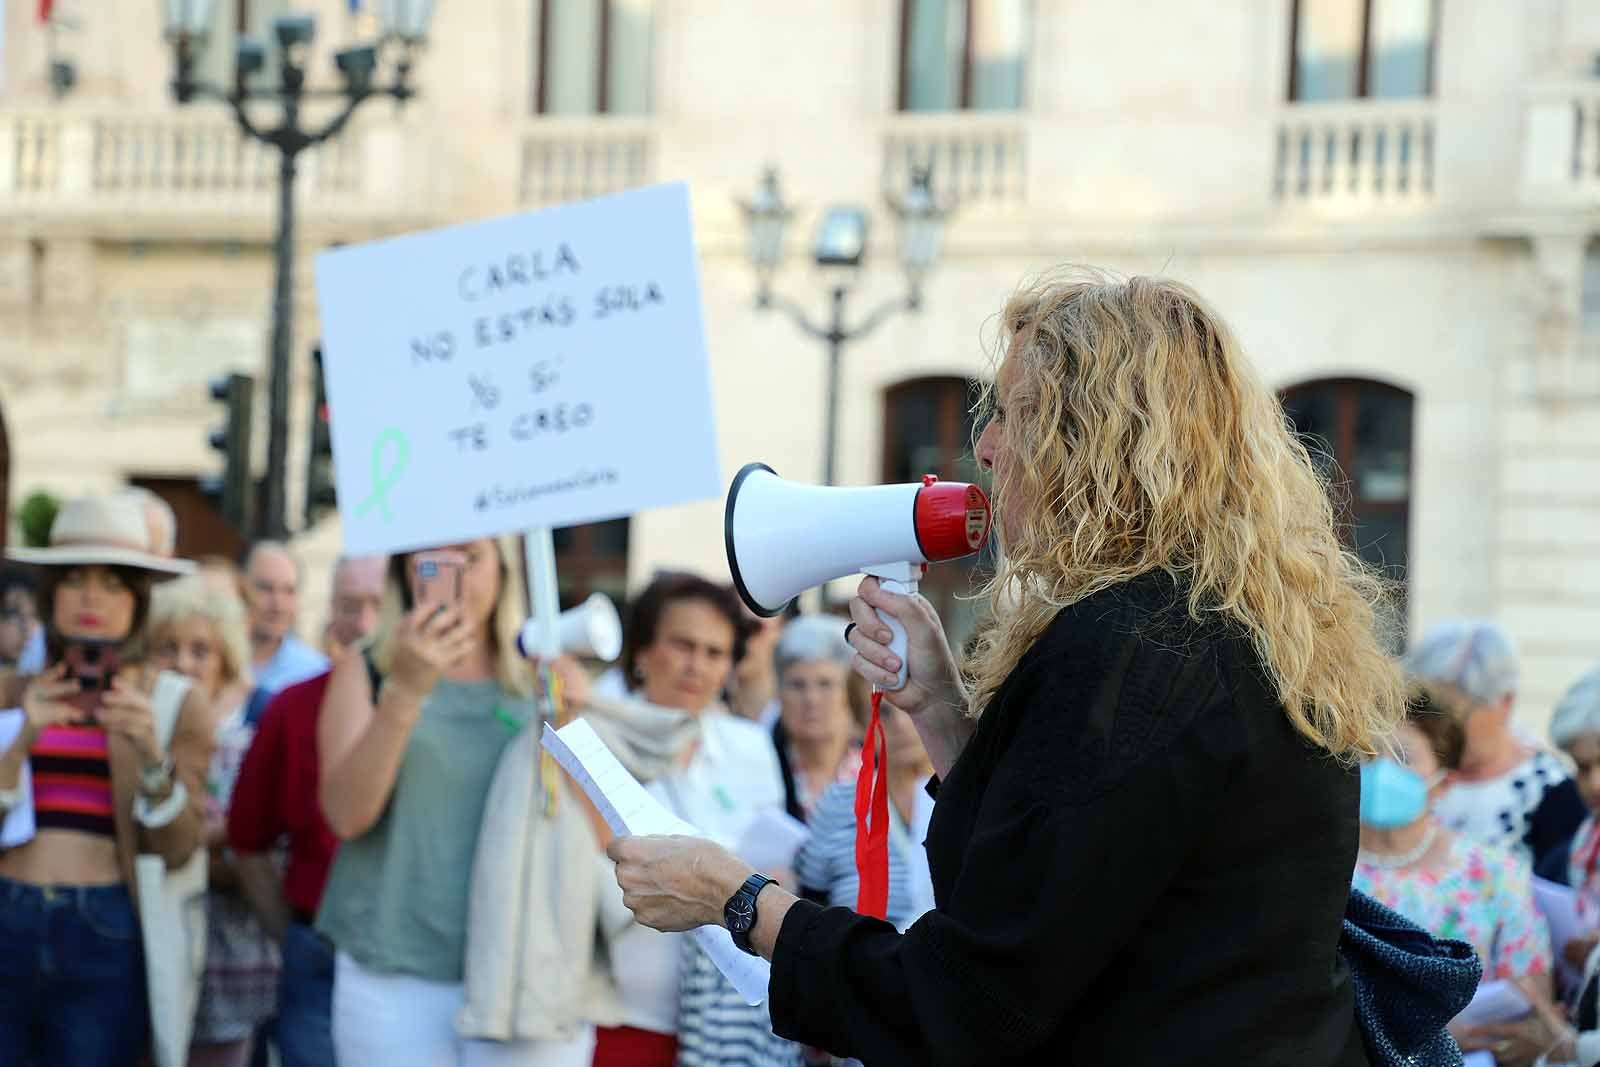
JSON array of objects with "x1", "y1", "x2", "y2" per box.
[{"x1": 1359, "y1": 758, "x2": 1430, "y2": 829}]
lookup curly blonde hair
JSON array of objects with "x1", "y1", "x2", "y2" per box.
[{"x1": 968, "y1": 269, "x2": 1405, "y2": 761}]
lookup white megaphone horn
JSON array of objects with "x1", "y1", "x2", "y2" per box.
[
  {"x1": 516, "y1": 592, "x2": 624, "y2": 662},
  {"x1": 724, "y1": 462, "x2": 991, "y2": 690}
]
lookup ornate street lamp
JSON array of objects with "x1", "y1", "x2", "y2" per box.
[
  {"x1": 741, "y1": 166, "x2": 949, "y2": 486},
  {"x1": 163, "y1": 1, "x2": 432, "y2": 538}
]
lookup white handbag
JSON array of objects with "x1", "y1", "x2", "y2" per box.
[{"x1": 136, "y1": 670, "x2": 209, "y2": 1067}]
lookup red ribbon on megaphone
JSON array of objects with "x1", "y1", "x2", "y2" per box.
[{"x1": 854, "y1": 691, "x2": 891, "y2": 920}]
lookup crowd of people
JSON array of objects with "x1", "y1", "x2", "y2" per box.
[
  {"x1": 12, "y1": 496, "x2": 1600, "y2": 1067},
  {"x1": 2, "y1": 497, "x2": 1600, "y2": 1067},
  {"x1": 0, "y1": 486, "x2": 942, "y2": 1067},
  {"x1": 1348, "y1": 622, "x2": 1600, "y2": 1065},
  {"x1": 0, "y1": 303, "x2": 1596, "y2": 1067}
]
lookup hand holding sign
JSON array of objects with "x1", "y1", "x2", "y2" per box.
[{"x1": 315, "y1": 183, "x2": 720, "y2": 557}]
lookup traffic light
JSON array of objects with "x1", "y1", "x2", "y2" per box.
[
  {"x1": 204, "y1": 372, "x2": 255, "y2": 533},
  {"x1": 305, "y1": 345, "x2": 338, "y2": 526}
]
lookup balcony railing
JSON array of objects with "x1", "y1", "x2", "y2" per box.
[
  {"x1": 1521, "y1": 81, "x2": 1600, "y2": 206},
  {"x1": 517, "y1": 118, "x2": 654, "y2": 207},
  {"x1": 882, "y1": 114, "x2": 1027, "y2": 208},
  {"x1": 0, "y1": 109, "x2": 403, "y2": 220},
  {"x1": 1273, "y1": 100, "x2": 1435, "y2": 207}
]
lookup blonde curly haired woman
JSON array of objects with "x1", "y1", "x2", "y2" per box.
[{"x1": 606, "y1": 271, "x2": 1409, "y2": 1066}]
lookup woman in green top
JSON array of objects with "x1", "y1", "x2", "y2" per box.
[{"x1": 316, "y1": 537, "x2": 599, "y2": 1067}]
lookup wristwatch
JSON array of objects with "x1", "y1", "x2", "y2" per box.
[
  {"x1": 138, "y1": 755, "x2": 175, "y2": 796},
  {"x1": 724, "y1": 873, "x2": 777, "y2": 956}
]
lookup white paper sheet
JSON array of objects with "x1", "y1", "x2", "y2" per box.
[
  {"x1": 737, "y1": 807, "x2": 810, "y2": 872},
  {"x1": 541, "y1": 720, "x2": 771, "y2": 1005},
  {"x1": 1533, "y1": 874, "x2": 1592, "y2": 993},
  {"x1": 0, "y1": 709, "x2": 33, "y2": 849},
  {"x1": 1454, "y1": 978, "x2": 1532, "y2": 1027}
]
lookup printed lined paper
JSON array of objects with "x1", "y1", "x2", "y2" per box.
[{"x1": 541, "y1": 720, "x2": 771, "y2": 1004}]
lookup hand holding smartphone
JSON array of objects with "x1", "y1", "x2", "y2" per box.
[
  {"x1": 412, "y1": 551, "x2": 466, "y2": 615},
  {"x1": 60, "y1": 638, "x2": 121, "y2": 722}
]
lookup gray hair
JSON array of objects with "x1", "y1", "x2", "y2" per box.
[
  {"x1": 1551, "y1": 663, "x2": 1600, "y2": 751},
  {"x1": 774, "y1": 614, "x2": 853, "y2": 680},
  {"x1": 331, "y1": 554, "x2": 387, "y2": 596},
  {"x1": 244, "y1": 540, "x2": 302, "y2": 583},
  {"x1": 1404, "y1": 619, "x2": 1519, "y2": 709}
]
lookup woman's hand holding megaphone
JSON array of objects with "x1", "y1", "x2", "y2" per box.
[
  {"x1": 847, "y1": 577, "x2": 964, "y2": 717},
  {"x1": 848, "y1": 577, "x2": 977, "y2": 778},
  {"x1": 543, "y1": 654, "x2": 592, "y2": 713}
]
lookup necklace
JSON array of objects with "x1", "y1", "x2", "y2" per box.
[{"x1": 1358, "y1": 822, "x2": 1439, "y2": 870}]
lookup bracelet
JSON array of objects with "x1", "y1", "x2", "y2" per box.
[
  {"x1": 138, "y1": 755, "x2": 175, "y2": 797},
  {"x1": 134, "y1": 779, "x2": 188, "y2": 830}
]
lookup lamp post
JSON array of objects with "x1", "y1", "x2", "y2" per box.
[
  {"x1": 162, "y1": 0, "x2": 433, "y2": 540},
  {"x1": 740, "y1": 167, "x2": 948, "y2": 487}
]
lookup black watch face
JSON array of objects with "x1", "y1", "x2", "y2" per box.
[{"x1": 726, "y1": 895, "x2": 756, "y2": 934}]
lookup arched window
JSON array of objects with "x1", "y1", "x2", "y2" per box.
[
  {"x1": 1280, "y1": 379, "x2": 1414, "y2": 633},
  {"x1": 882, "y1": 376, "x2": 989, "y2": 649}
]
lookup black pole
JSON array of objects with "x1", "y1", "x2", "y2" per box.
[
  {"x1": 261, "y1": 52, "x2": 307, "y2": 542},
  {"x1": 170, "y1": 25, "x2": 415, "y2": 541},
  {"x1": 263, "y1": 144, "x2": 297, "y2": 540},
  {"x1": 823, "y1": 285, "x2": 847, "y2": 487}
]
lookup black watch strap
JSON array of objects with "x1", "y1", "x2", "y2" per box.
[{"x1": 724, "y1": 873, "x2": 777, "y2": 956}]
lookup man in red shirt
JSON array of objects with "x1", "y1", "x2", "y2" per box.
[{"x1": 228, "y1": 555, "x2": 385, "y2": 1067}]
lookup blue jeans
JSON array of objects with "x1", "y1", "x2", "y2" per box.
[
  {"x1": 0, "y1": 875, "x2": 149, "y2": 1065},
  {"x1": 275, "y1": 921, "x2": 336, "y2": 1067}
]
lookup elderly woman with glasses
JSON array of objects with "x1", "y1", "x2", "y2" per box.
[
  {"x1": 1518, "y1": 664, "x2": 1600, "y2": 1067},
  {"x1": 1406, "y1": 620, "x2": 1587, "y2": 871},
  {"x1": 771, "y1": 616, "x2": 863, "y2": 824}
]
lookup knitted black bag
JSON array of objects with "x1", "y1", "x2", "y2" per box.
[{"x1": 1341, "y1": 889, "x2": 1483, "y2": 1066}]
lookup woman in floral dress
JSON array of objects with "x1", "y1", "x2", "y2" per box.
[{"x1": 1353, "y1": 686, "x2": 1566, "y2": 1063}]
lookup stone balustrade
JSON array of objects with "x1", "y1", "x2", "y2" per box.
[{"x1": 1274, "y1": 99, "x2": 1436, "y2": 207}]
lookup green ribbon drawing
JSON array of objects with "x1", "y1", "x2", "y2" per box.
[{"x1": 355, "y1": 427, "x2": 411, "y2": 523}]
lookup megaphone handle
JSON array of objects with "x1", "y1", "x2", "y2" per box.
[{"x1": 876, "y1": 577, "x2": 915, "y2": 692}]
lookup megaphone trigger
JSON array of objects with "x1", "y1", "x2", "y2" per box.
[{"x1": 862, "y1": 563, "x2": 919, "y2": 692}]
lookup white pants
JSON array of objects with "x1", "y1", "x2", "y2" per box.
[{"x1": 333, "y1": 951, "x2": 597, "y2": 1067}]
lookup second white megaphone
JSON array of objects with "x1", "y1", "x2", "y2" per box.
[
  {"x1": 516, "y1": 592, "x2": 624, "y2": 662},
  {"x1": 724, "y1": 462, "x2": 991, "y2": 690}
]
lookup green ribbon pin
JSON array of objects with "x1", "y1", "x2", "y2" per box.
[{"x1": 355, "y1": 427, "x2": 410, "y2": 524}]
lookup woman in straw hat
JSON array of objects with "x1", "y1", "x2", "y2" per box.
[{"x1": 0, "y1": 492, "x2": 211, "y2": 1065}]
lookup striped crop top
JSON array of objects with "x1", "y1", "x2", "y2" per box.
[{"x1": 31, "y1": 723, "x2": 115, "y2": 837}]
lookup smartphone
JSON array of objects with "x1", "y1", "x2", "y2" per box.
[
  {"x1": 61, "y1": 638, "x2": 121, "y2": 721},
  {"x1": 412, "y1": 552, "x2": 465, "y2": 613}
]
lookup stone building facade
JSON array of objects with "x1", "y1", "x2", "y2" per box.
[{"x1": 0, "y1": 0, "x2": 1596, "y2": 728}]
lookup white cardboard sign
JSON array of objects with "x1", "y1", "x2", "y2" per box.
[{"x1": 314, "y1": 182, "x2": 721, "y2": 557}]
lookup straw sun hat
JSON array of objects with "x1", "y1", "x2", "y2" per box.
[{"x1": 8, "y1": 494, "x2": 194, "y2": 576}]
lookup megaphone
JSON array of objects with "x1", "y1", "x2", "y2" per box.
[
  {"x1": 516, "y1": 592, "x2": 624, "y2": 662},
  {"x1": 724, "y1": 462, "x2": 991, "y2": 690}
]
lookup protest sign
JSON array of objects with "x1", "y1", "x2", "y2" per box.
[{"x1": 315, "y1": 182, "x2": 721, "y2": 556}]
